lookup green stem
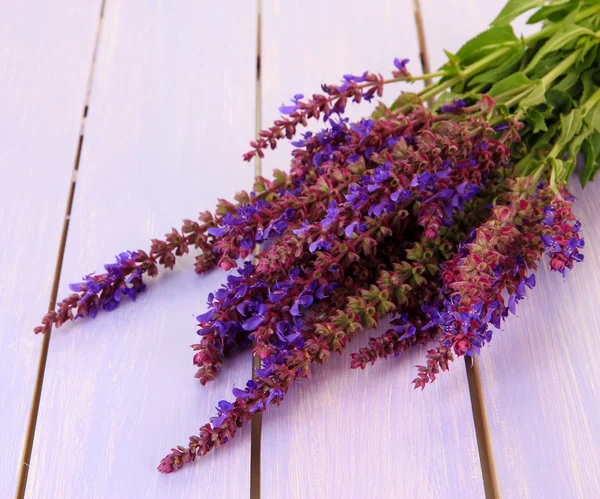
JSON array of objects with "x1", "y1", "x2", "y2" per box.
[
  {"x1": 524, "y1": 5, "x2": 600, "y2": 45},
  {"x1": 416, "y1": 5, "x2": 600, "y2": 106},
  {"x1": 419, "y1": 46, "x2": 513, "y2": 102},
  {"x1": 531, "y1": 163, "x2": 546, "y2": 186},
  {"x1": 581, "y1": 87, "x2": 600, "y2": 116},
  {"x1": 493, "y1": 86, "x2": 534, "y2": 105},
  {"x1": 515, "y1": 150, "x2": 536, "y2": 176},
  {"x1": 540, "y1": 49, "x2": 582, "y2": 88},
  {"x1": 409, "y1": 70, "x2": 446, "y2": 81},
  {"x1": 504, "y1": 89, "x2": 534, "y2": 109}
]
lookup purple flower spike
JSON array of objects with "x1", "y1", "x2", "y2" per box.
[
  {"x1": 309, "y1": 238, "x2": 332, "y2": 253},
  {"x1": 440, "y1": 99, "x2": 467, "y2": 114},
  {"x1": 390, "y1": 58, "x2": 411, "y2": 79},
  {"x1": 279, "y1": 94, "x2": 304, "y2": 115}
]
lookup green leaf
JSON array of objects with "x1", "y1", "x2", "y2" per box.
[
  {"x1": 590, "y1": 131, "x2": 600, "y2": 160},
  {"x1": 492, "y1": 0, "x2": 546, "y2": 27},
  {"x1": 252, "y1": 177, "x2": 267, "y2": 194},
  {"x1": 431, "y1": 91, "x2": 453, "y2": 110},
  {"x1": 520, "y1": 157, "x2": 543, "y2": 176},
  {"x1": 527, "y1": 2, "x2": 578, "y2": 24},
  {"x1": 520, "y1": 80, "x2": 546, "y2": 108},
  {"x1": 535, "y1": 102, "x2": 554, "y2": 119},
  {"x1": 469, "y1": 46, "x2": 525, "y2": 87},
  {"x1": 579, "y1": 43, "x2": 599, "y2": 71},
  {"x1": 581, "y1": 71, "x2": 596, "y2": 103},
  {"x1": 494, "y1": 103, "x2": 511, "y2": 117},
  {"x1": 272, "y1": 169, "x2": 288, "y2": 186},
  {"x1": 488, "y1": 73, "x2": 532, "y2": 98},
  {"x1": 581, "y1": 137, "x2": 595, "y2": 186},
  {"x1": 371, "y1": 102, "x2": 388, "y2": 120},
  {"x1": 444, "y1": 49, "x2": 461, "y2": 67},
  {"x1": 549, "y1": 157, "x2": 563, "y2": 183},
  {"x1": 390, "y1": 92, "x2": 420, "y2": 111},
  {"x1": 584, "y1": 104, "x2": 600, "y2": 133},
  {"x1": 561, "y1": 157, "x2": 577, "y2": 183},
  {"x1": 523, "y1": 25, "x2": 594, "y2": 74},
  {"x1": 527, "y1": 108, "x2": 548, "y2": 133},
  {"x1": 569, "y1": 127, "x2": 593, "y2": 163},
  {"x1": 440, "y1": 50, "x2": 462, "y2": 79},
  {"x1": 546, "y1": 89, "x2": 574, "y2": 114},
  {"x1": 455, "y1": 26, "x2": 518, "y2": 64},
  {"x1": 554, "y1": 71, "x2": 581, "y2": 93},
  {"x1": 527, "y1": 53, "x2": 565, "y2": 80},
  {"x1": 557, "y1": 109, "x2": 583, "y2": 149}
]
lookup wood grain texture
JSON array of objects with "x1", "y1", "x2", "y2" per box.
[
  {"x1": 0, "y1": 3, "x2": 102, "y2": 496},
  {"x1": 420, "y1": 0, "x2": 537, "y2": 70},
  {"x1": 259, "y1": 2, "x2": 485, "y2": 497},
  {"x1": 25, "y1": 1, "x2": 257, "y2": 497},
  {"x1": 259, "y1": 0, "x2": 427, "y2": 180},
  {"x1": 475, "y1": 178, "x2": 600, "y2": 499},
  {"x1": 421, "y1": 2, "x2": 600, "y2": 497}
]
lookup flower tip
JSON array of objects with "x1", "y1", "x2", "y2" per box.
[
  {"x1": 157, "y1": 460, "x2": 174, "y2": 474},
  {"x1": 393, "y1": 57, "x2": 409, "y2": 70},
  {"x1": 242, "y1": 151, "x2": 255, "y2": 162},
  {"x1": 218, "y1": 259, "x2": 235, "y2": 271}
]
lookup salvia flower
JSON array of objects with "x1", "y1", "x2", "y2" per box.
[
  {"x1": 412, "y1": 182, "x2": 584, "y2": 389},
  {"x1": 32, "y1": 49, "x2": 594, "y2": 476}
]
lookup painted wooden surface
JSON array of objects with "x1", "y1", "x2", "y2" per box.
[
  {"x1": 6, "y1": 1, "x2": 600, "y2": 498},
  {"x1": 25, "y1": 1, "x2": 256, "y2": 497},
  {"x1": 260, "y1": 0, "x2": 424, "y2": 180},
  {"x1": 421, "y1": 1, "x2": 600, "y2": 497},
  {"x1": 476, "y1": 179, "x2": 600, "y2": 498},
  {"x1": 0, "y1": 3, "x2": 102, "y2": 497},
  {"x1": 259, "y1": 2, "x2": 485, "y2": 498},
  {"x1": 421, "y1": 0, "x2": 537, "y2": 74}
]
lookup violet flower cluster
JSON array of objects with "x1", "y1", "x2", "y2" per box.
[{"x1": 34, "y1": 59, "x2": 585, "y2": 475}]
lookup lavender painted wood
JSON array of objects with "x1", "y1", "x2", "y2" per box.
[
  {"x1": 259, "y1": 0, "x2": 426, "y2": 180},
  {"x1": 0, "y1": 3, "x2": 102, "y2": 496},
  {"x1": 260, "y1": 323, "x2": 486, "y2": 498},
  {"x1": 421, "y1": 0, "x2": 537, "y2": 73},
  {"x1": 259, "y1": 2, "x2": 485, "y2": 497},
  {"x1": 475, "y1": 179, "x2": 600, "y2": 498},
  {"x1": 421, "y1": 2, "x2": 600, "y2": 496},
  {"x1": 25, "y1": 1, "x2": 256, "y2": 497}
]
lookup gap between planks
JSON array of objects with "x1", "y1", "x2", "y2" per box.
[
  {"x1": 465, "y1": 357, "x2": 501, "y2": 498},
  {"x1": 413, "y1": 1, "x2": 500, "y2": 496},
  {"x1": 250, "y1": 1, "x2": 263, "y2": 499},
  {"x1": 15, "y1": 1, "x2": 107, "y2": 497},
  {"x1": 412, "y1": 0, "x2": 434, "y2": 108}
]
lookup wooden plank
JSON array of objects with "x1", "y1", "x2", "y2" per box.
[
  {"x1": 259, "y1": 2, "x2": 485, "y2": 497},
  {"x1": 260, "y1": 0, "x2": 426, "y2": 180},
  {"x1": 25, "y1": 1, "x2": 257, "y2": 497},
  {"x1": 0, "y1": 3, "x2": 102, "y2": 496},
  {"x1": 476, "y1": 178, "x2": 600, "y2": 498},
  {"x1": 420, "y1": 0, "x2": 537, "y2": 71},
  {"x1": 420, "y1": 1, "x2": 600, "y2": 496}
]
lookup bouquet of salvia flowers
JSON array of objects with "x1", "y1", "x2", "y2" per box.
[{"x1": 35, "y1": 0, "x2": 598, "y2": 473}]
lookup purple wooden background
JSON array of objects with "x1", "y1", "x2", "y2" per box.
[{"x1": 1, "y1": 1, "x2": 598, "y2": 498}]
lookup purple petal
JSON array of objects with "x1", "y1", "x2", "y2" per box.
[
  {"x1": 208, "y1": 227, "x2": 227, "y2": 237},
  {"x1": 218, "y1": 400, "x2": 234, "y2": 412},
  {"x1": 211, "y1": 414, "x2": 227, "y2": 428},
  {"x1": 196, "y1": 310, "x2": 215, "y2": 323},
  {"x1": 345, "y1": 222, "x2": 358, "y2": 238},
  {"x1": 232, "y1": 387, "x2": 250, "y2": 399},
  {"x1": 242, "y1": 314, "x2": 266, "y2": 331},
  {"x1": 279, "y1": 104, "x2": 297, "y2": 115}
]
